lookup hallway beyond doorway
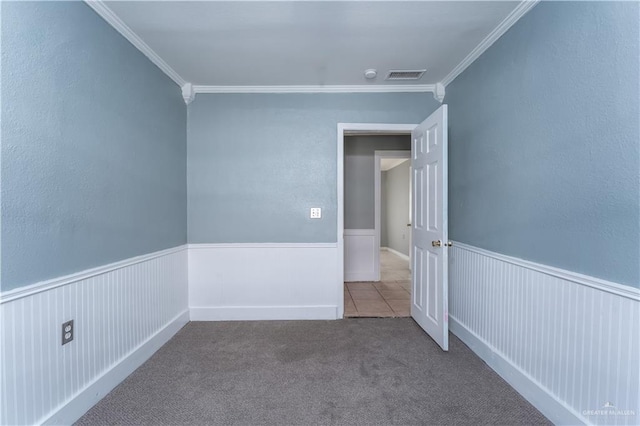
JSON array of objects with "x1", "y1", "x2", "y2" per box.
[{"x1": 344, "y1": 250, "x2": 410, "y2": 317}]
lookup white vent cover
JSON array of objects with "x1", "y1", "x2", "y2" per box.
[{"x1": 385, "y1": 69, "x2": 426, "y2": 80}]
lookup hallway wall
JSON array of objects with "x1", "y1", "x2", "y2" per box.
[
  {"x1": 383, "y1": 161, "x2": 410, "y2": 256},
  {"x1": 344, "y1": 135, "x2": 411, "y2": 230}
]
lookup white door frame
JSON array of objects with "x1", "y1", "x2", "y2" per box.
[
  {"x1": 374, "y1": 150, "x2": 411, "y2": 280},
  {"x1": 337, "y1": 123, "x2": 418, "y2": 318}
]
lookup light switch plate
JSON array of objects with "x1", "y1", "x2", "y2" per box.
[{"x1": 310, "y1": 208, "x2": 322, "y2": 219}]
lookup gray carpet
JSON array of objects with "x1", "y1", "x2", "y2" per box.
[{"x1": 76, "y1": 319, "x2": 550, "y2": 425}]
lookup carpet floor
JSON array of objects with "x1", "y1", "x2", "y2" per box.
[{"x1": 76, "y1": 319, "x2": 550, "y2": 426}]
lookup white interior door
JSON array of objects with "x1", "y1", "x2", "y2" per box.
[{"x1": 411, "y1": 105, "x2": 449, "y2": 351}]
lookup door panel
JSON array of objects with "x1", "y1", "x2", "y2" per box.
[
  {"x1": 413, "y1": 246, "x2": 423, "y2": 309},
  {"x1": 411, "y1": 105, "x2": 449, "y2": 351}
]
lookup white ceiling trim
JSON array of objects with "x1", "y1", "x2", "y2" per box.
[
  {"x1": 83, "y1": 0, "x2": 186, "y2": 87},
  {"x1": 441, "y1": 0, "x2": 540, "y2": 87},
  {"x1": 192, "y1": 84, "x2": 436, "y2": 94}
]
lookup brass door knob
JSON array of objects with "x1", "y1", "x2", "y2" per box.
[{"x1": 432, "y1": 240, "x2": 452, "y2": 247}]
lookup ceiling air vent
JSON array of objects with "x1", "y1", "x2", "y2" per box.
[{"x1": 385, "y1": 69, "x2": 426, "y2": 81}]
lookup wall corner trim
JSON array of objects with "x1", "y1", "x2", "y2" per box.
[
  {"x1": 441, "y1": 0, "x2": 540, "y2": 87},
  {"x1": 433, "y1": 83, "x2": 446, "y2": 102},
  {"x1": 182, "y1": 82, "x2": 195, "y2": 104},
  {"x1": 83, "y1": 0, "x2": 186, "y2": 87}
]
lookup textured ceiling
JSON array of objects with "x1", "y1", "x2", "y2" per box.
[{"x1": 105, "y1": 1, "x2": 521, "y2": 87}]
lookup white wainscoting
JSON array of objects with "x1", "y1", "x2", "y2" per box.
[
  {"x1": 0, "y1": 246, "x2": 189, "y2": 426},
  {"x1": 449, "y1": 242, "x2": 640, "y2": 426},
  {"x1": 188, "y1": 243, "x2": 339, "y2": 320},
  {"x1": 344, "y1": 229, "x2": 378, "y2": 282}
]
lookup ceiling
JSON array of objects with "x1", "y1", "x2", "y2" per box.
[
  {"x1": 381, "y1": 158, "x2": 409, "y2": 171},
  {"x1": 101, "y1": 1, "x2": 526, "y2": 89}
]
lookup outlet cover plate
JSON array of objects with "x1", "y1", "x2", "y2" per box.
[{"x1": 62, "y1": 320, "x2": 74, "y2": 345}]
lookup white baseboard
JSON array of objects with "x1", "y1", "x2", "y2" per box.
[
  {"x1": 344, "y1": 272, "x2": 377, "y2": 282},
  {"x1": 381, "y1": 246, "x2": 410, "y2": 261},
  {"x1": 449, "y1": 242, "x2": 639, "y2": 426},
  {"x1": 190, "y1": 306, "x2": 337, "y2": 321},
  {"x1": 188, "y1": 243, "x2": 340, "y2": 320},
  {"x1": 449, "y1": 316, "x2": 582, "y2": 425},
  {"x1": 43, "y1": 311, "x2": 189, "y2": 425}
]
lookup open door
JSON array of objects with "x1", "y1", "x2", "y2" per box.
[{"x1": 411, "y1": 105, "x2": 449, "y2": 351}]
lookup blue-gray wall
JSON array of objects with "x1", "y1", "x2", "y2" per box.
[
  {"x1": 344, "y1": 135, "x2": 411, "y2": 229},
  {"x1": 446, "y1": 1, "x2": 640, "y2": 287},
  {"x1": 1, "y1": 2, "x2": 187, "y2": 291},
  {"x1": 188, "y1": 93, "x2": 440, "y2": 243}
]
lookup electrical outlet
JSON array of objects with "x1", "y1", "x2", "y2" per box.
[
  {"x1": 62, "y1": 320, "x2": 74, "y2": 345},
  {"x1": 310, "y1": 207, "x2": 322, "y2": 219}
]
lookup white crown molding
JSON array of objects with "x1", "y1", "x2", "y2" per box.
[
  {"x1": 192, "y1": 84, "x2": 436, "y2": 94},
  {"x1": 441, "y1": 0, "x2": 540, "y2": 87},
  {"x1": 83, "y1": 0, "x2": 186, "y2": 87}
]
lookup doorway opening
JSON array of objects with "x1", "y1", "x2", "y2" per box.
[
  {"x1": 338, "y1": 125, "x2": 416, "y2": 318},
  {"x1": 337, "y1": 106, "x2": 450, "y2": 350}
]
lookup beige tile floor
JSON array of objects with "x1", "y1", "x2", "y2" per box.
[{"x1": 344, "y1": 250, "x2": 411, "y2": 318}]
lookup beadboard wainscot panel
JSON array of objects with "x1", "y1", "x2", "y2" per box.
[
  {"x1": 449, "y1": 242, "x2": 640, "y2": 426},
  {"x1": 0, "y1": 246, "x2": 189, "y2": 425},
  {"x1": 188, "y1": 243, "x2": 339, "y2": 320}
]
